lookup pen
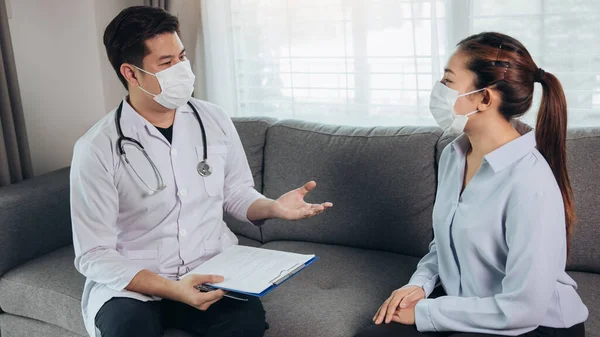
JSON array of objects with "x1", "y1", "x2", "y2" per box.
[{"x1": 195, "y1": 285, "x2": 249, "y2": 302}]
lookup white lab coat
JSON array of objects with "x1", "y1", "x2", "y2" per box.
[{"x1": 70, "y1": 98, "x2": 263, "y2": 336}]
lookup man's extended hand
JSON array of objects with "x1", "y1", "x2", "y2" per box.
[{"x1": 271, "y1": 181, "x2": 333, "y2": 220}]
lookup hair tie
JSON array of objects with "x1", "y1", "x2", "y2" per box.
[{"x1": 535, "y1": 68, "x2": 545, "y2": 83}]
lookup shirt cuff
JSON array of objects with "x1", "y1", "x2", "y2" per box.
[
  {"x1": 407, "y1": 275, "x2": 438, "y2": 298},
  {"x1": 108, "y1": 265, "x2": 145, "y2": 292},
  {"x1": 415, "y1": 299, "x2": 437, "y2": 332},
  {"x1": 235, "y1": 188, "x2": 265, "y2": 224}
]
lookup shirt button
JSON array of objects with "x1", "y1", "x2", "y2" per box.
[
  {"x1": 171, "y1": 148, "x2": 178, "y2": 156},
  {"x1": 178, "y1": 189, "x2": 187, "y2": 197},
  {"x1": 180, "y1": 229, "x2": 187, "y2": 237}
]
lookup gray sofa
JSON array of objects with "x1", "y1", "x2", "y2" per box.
[{"x1": 0, "y1": 118, "x2": 598, "y2": 337}]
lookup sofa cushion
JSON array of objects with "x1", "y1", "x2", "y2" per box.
[
  {"x1": 226, "y1": 117, "x2": 276, "y2": 242},
  {"x1": 0, "y1": 314, "x2": 195, "y2": 337},
  {"x1": 568, "y1": 271, "x2": 600, "y2": 337},
  {"x1": 0, "y1": 314, "x2": 82, "y2": 337},
  {"x1": 0, "y1": 235, "x2": 261, "y2": 336},
  {"x1": 262, "y1": 120, "x2": 441, "y2": 257},
  {"x1": 0, "y1": 245, "x2": 87, "y2": 335},
  {"x1": 260, "y1": 241, "x2": 421, "y2": 337},
  {"x1": 565, "y1": 128, "x2": 600, "y2": 273}
]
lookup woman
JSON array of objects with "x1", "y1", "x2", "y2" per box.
[{"x1": 356, "y1": 32, "x2": 588, "y2": 337}]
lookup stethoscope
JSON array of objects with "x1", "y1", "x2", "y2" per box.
[{"x1": 115, "y1": 101, "x2": 211, "y2": 193}]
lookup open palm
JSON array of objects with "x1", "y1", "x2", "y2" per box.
[{"x1": 273, "y1": 181, "x2": 333, "y2": 220}]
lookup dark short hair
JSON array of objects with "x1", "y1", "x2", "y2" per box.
[{"x1": 103, "y1": 6, "x2": 180, "y2": 89}]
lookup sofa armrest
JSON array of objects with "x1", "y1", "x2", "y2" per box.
[{"x1": 0, "y1": 167, "x2": 72, "y2": 277}]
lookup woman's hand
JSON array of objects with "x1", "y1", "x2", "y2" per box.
[
  {"x1": 391, "y1": 306, "x2": 415, "y2": 325},
  {"x1": 373, "y1": 285, "x2": 425, "y2": 324}
]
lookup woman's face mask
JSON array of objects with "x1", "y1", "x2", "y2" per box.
[{"x1": 429, "y1": 81, "x2": 485, "y2": 134}]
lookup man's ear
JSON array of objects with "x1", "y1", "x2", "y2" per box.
[{"x1": 120, "y1": 64, "x2": 139, "y2": 87}]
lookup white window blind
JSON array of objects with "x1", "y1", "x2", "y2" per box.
[{"x1": 201, "y1": 0, "x2": 600, "y2": 126}]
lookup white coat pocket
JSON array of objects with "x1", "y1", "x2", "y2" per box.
[
  {"x1": 122, "y1": 248, "x2": 160, "y2": 273},
  {"x1": 196, "y1": 145, "x2": 228, "y2": 197}
]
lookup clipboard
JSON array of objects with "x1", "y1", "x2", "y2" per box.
[
  {"x1": 183, "y1": 245, "x2": 318, "y2": 298},
  {"x1": 203, "y1": 256, "x2": 319, "y2": 297}
]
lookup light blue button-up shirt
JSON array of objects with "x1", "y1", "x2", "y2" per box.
[{"x1": 408, "y1": 131, "x2": 588, "y2": 335}]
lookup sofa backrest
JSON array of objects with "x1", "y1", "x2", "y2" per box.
[
  {"x1": 225, "y1": 117, "x2": 277, "y2": 242},
  {"x1": 565, "y1": 127, "x2": 600, "y2": 273},
  {"x1": 260, "y1": 120, "x2": 442, "y2": 257},
  {"x1": 0, "y1": 167, "x2": 72, "y2": 277}
]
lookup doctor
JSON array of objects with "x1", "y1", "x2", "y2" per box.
[{"x1": 70, "y1": 5, "x2": 332, "y2": 337}]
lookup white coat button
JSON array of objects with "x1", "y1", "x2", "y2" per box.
[
  {"x1": 178, "y1": 189, "x2": 187, "y2": 197},
  {"x1": 171, "y1": 149, "x2": 178, "y2": 156},
  {"x1": 180, "y1": 229, "x2": 187, "y2": 237}
]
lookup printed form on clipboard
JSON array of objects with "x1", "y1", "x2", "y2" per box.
[{"x1": 183, "y1": 245, "x2": 318, "y2": 297}]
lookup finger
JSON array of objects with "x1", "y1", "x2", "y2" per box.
[
  {"x1": 298, "y1": 181, "x2": 317, "y2": 196},
  {"x1": 373, "y1": 306, "x2": 382, "y2": 322},
  {"x1": 400, "y1": 289, "x2": 422, "y2": 309},
  {"x1": 375, "y1": 299, "x2": 390, "y2": 325},
  {"x1": 385, "y1": 293, "x2": 404, "y2": 324},
  {"x1": 321, "y1": 202, "x2": 333, "y2": 208},
  {"x1": 201, "y1": 289, "x2": 225, "y2": 303},
  {"x1": 310, "y1": 204, "x2": 325, "y2": 212},
  {"x1": 201, "y1": 294, "x2": 223, "y2": 310},
  {"x1": 302, "y1": 208, "x2": 318, "y2": 218},
  {"x1": 188, "y1": 274, "x2": 224, "y2": 285}
]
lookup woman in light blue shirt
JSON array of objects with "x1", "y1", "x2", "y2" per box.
[{"x1": 357, "y1": 32, "x2": 588, "y2": 337}]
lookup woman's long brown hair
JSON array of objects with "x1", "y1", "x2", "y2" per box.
[{"x1": 458, "y1": 32, "x2": 576, "y2": 254}]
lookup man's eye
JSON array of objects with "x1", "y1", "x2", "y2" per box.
[
  {"x1": 180, "y1": 55, "x2": 187, "y2": 60},
  {"x1": 161, "y1": 61, "x2": 170, "y2": 66}
]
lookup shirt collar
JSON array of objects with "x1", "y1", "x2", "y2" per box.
[
  {"x1": 118, "y1": 98, "x2": 193, "y2": 132},
  {"x1": 484, "y1": 131, "x2": 536, "y2": 173},
  {"x1": 450, "y1": 133, "x2": 471, "y2": 157},
  {"x1": 450, "y1": 130, "x2": 537, "y2": 173}
]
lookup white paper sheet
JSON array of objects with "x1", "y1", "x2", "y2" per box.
[{"x1": 183, "y1": 245, "x2": 315, "y2": 294}]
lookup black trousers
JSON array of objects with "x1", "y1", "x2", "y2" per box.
[
  {"x1": 95, "y1": 295, "x2": 267, "y2": 337},
  {"x1": 354, "y1": 322, "x2": 585, "y2": 337}
]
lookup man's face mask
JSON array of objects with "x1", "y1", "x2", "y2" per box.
[{"x1": 134, "y1": 59, "x2": 195, "y2": 109}]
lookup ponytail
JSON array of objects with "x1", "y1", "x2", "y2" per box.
[
  {"x1": 535, "y1": 71, "x2": 576, "y2": 255},
  {"x1": 458, "y1": 33, "x2": 577, "y2": 254}
]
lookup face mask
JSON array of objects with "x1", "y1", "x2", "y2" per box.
[
  {"x1": 429, "y1": 81, "x2": 485, "y2": 134},
  {"x1": 134, "y1": 59, "x2": 196, "y2": 109}
]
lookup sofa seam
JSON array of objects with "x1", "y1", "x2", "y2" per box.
[
  {"x1": 0, "y1": 276, "x2": 81, "y2": 302},
  {"x1": 0, "y1": 312, "x2": 83, "y2": 335},
  {"x1": 270, "y1": 124, "x2": 442, "y2": 139},
  {"x1": 566, "y1": 135, "x2": 600, "y2": 140}
]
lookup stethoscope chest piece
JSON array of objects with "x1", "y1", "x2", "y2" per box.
[{"x1": 197, "y1": 161, "x2": 212, "y2": 177}]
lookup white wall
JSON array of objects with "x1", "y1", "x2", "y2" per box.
[
  {"x1": 7, "y1": 0, "x2": 141, "y2": 176},
  {"x1": 94, "y1": 0, "x2": 143, "y2": 110}
]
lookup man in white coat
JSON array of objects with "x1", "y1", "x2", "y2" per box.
[{"x1": 70, "y1": 6, "x2": 332, "y2": 337}]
